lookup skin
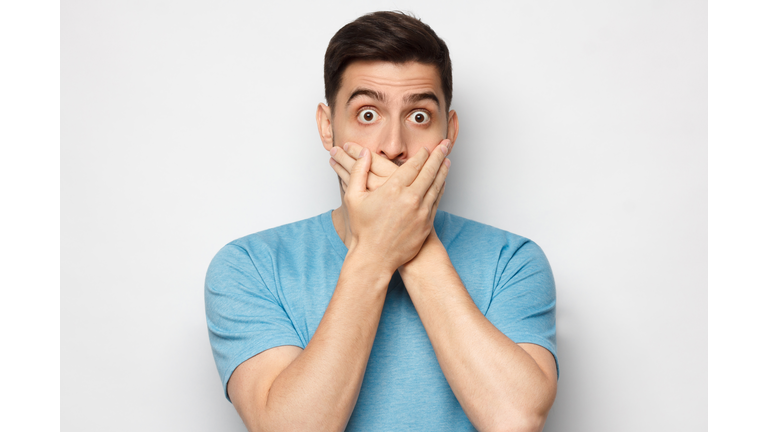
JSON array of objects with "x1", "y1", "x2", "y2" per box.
[{"x1": 227, "y1": 61, "x2": 557, "y2": 432}]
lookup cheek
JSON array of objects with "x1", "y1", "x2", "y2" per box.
[
  {"x1": 338, "y1": 122, "x2": 384, "y2": 151},
  {"x1": 404, "y1": 124, "x2": 446, "y2": 150}
]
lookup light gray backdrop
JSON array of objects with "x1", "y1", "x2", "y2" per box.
[{"x1": 62, "y1": 1, "x2": 706, "y2": 430}]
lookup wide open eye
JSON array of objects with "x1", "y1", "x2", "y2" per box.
[
  {"x1": 407, "y1": 110, "x2": 430, "y2": 124},
  {"x1": 357, "y1": 109, "x2": 379, "y2": 124}
]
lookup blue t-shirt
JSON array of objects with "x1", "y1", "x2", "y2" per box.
[{"x1": 205, "y1": 210, "x2": 557, "y2": 431}]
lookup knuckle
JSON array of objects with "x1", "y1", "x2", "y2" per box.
[
  {"x1": 404, "y1": 193, "x2": 420, "y2": 208},
  {"x1": 424, "y1": 165, "x2": 437, "y2": 178}
]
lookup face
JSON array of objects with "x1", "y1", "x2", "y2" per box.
[{"x1": 317, "y1": 61, "x2": 458, "y2": 166}]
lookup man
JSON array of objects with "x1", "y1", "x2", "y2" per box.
[{"x1": 206, "y1": 11, "x2": 558, "y2": 432}]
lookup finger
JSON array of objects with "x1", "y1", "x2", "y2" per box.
[
  {"x1": 429, "y1": 180, "x2": 447, "y2": 221},
  {"x1": 371, "y1": 154, "x2": 398, "y2": 180},
  {"x1": 330, "y1": 146, "x2": 359, "y2": 175},
  {"x1": 390, "y1": 146, "x2": 432, "y2": 187},
  {"x1": 344, "y1": 142, "x2": 398, "y2": 178},
  {"x1": 331, "y1": 151, "x2": 387, "y2": 192},
  {"x1": 343, "y1": 142, "x2": 365, "y2": 158},
  {"x1": 409, "y1": 139, "x2": 450, "y2": 193},
  {"x1": 366, "y1": 172, "x2": 386, "y2": 191},
  {"x1": 347, "y1": 148, "x2": 371, "y2": 194},
  {"x1": 423, "y1": 157, "x2": 450, "y2": 207},
  {"x1": 329, "y1": 157, "x2": 351, "y2": 186}
]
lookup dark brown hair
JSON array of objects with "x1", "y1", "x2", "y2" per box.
[{"x1": 324, "y1": 11, "x2": 452, "y2": 113}]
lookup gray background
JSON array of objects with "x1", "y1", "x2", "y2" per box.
[{"x1": 62, "y1": 0, "x2": 706, "y2": 430}]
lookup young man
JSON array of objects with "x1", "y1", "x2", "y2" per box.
[{"x1": 206, "y1": 11, "x2": 558, "y2": 432}]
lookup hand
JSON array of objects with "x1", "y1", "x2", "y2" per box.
[
  {"x1": 329, "y1": 142, "x2": 399, "y2": 192},
  {"x1": 337, "y1": 142, "x2": 451, "y2": 273}
]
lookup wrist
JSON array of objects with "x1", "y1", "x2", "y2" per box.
[
  {"x1": 343, "y1": 244, "x2": 399, "y2": 285},
  {"x1": 399, "y1": 233, "x2": 449, "y2": 279}
]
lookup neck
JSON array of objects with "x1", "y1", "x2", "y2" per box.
[{"x1": 331, "y1": 205, "x2": 347, "y2": 245}]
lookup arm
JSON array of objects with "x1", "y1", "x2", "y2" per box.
[
  {"x1": 398, "y1": 232, "x2": 557, "y2": 432},
  {"x1": 228, "y1": 252, "x2": 392, "y2": 432},
  {"x1": 229, "y1": 145, "x2": 450, "y2": 432},
  {"x1": 333, "y1": 142, "x2": 557, "y2": 432}
]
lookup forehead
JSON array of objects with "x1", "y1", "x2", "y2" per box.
[{"x1": 338, "y1": 61, "x2": 443, "y2": 105}]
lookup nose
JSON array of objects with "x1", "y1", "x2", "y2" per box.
[{"x1": 377, "y1": 120, "x2": 407, "y2": 163}]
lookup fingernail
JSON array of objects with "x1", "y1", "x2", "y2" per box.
[
  {"x1": 329, "y1": 158, "x2": 337, "y2": 166},
  {"x1": 359, "y1": 148, "x2": 367, "y2": 157},
  {"x1": 444, "y1": 158, "x2": 451, "y2": 168},
  {"x1": 440, "y1": 145, "x2": 448, "y2": 155},
  {"x1": 330, "y1": 147, "x2": 337, "y2": 156},
  {"x1": 343, "y1": 143, "x2": 350, "y2": 151}
]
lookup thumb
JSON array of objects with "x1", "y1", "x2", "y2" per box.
[{"x1": 348, "y1": 148, "x2": 371, "y2": 194}]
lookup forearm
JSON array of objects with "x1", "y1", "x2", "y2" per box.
[
  {"x1": 258, "y1": 251, "x2": 391, "y2": 432},
  {"x1": 400, "y1": 237, "x2": 556, "y2": 432}
]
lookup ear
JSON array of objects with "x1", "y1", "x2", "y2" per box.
[
  {"x1": 446, "y1": 109, "x2": 459, "y2": 154},
  {"x1": 316, "y1": 103, "x2": 334, "y2": 151}
]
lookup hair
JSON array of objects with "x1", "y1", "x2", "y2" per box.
[{"x1": 324, "y1": 11, "x2": 452, "y2": 114}]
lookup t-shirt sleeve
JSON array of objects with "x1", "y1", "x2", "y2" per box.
[
  {"x1": 485, "y1": 239, "x2": 559, "y2": 379},
  {"x1": 204, "y1": 243, "x2": 304, "y2": 401}
]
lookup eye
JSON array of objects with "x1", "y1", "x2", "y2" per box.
[
  {"x1": 408, "y1": 110, "x2": 430, "y2": 124},
  {"x1": 357, "y1": 109, "x2": 379, "y2": 124}
]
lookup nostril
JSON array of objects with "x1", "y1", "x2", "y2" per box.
[{"x1": 378, "y1": 148, "x2": 406, "y2": 165}]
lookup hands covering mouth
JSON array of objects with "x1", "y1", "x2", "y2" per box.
[
  {"x1": 328, "y1": 139, "x2": 451, "y2": 271},
  {"x1": 329, "y1": 139, "x2": 451, "y2": 193}
]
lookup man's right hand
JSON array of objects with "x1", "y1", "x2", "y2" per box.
[{"x1": 332, "y1": 141, "x2": 451, "y2": 274}]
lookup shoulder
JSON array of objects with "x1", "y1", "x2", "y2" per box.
[
  {"x1": 206, "y1": 211, "x2": 330, "y2": 279},
  {"x1": 435, "y1": 211, "x2": 553, "y2": 287},
  {"x1": 436, "y1": 210, "x2": 547, "y2": 259}
]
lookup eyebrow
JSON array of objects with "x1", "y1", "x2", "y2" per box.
[
  {"x1": 346, "y1": 88, "x2": 386, "y2": 107},
  {"x1": 404, "y1": 92, "x2": 440, "y2": 109},
  {"x1": 345, "y1": 88, "x2": 441, "y2": 110}
]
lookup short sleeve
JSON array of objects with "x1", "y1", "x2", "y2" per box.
[
  {"x1": 485, "y1": 239, "x2": 559, "y2": 379},
  {"x1": 205, "y1": 243, "x2": 304, "y2": 401}
]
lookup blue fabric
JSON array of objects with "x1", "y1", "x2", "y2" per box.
[{"x1": 205, "y1": 209, "x2": 557, "y2": 431}]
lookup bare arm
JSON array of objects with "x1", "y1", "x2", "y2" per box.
[
  {"x1": 228, "y1": 253, "x2": 392, "y2": 432},
  {"x1": 398, "y1": 232, "x2": 558, "y2": 432},
  {"x1": 333, "y1": 142, "x2": 557, "y2": 432},
  {"x1": 228, "y1": 145, "x2": 450, "y2": 432}
]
